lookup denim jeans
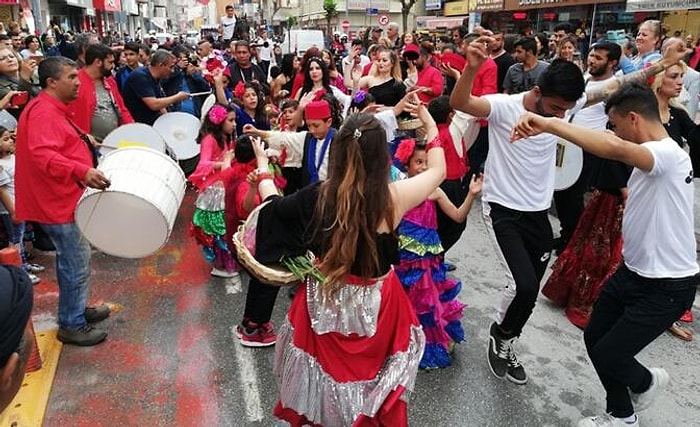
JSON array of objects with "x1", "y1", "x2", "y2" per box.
[
  {"x1": 41, "y1": 222, "x2": 92, "y2": 330},
  {"x1": 584, "y1": 264, "x2": 698, "y2": 417},
  {"x1": 1, "y1": 214, "x2": 27, "y2": 265}
]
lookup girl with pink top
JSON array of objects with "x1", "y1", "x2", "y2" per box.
[{"x1": 189, "y1": 104, "x2": 239, "y2": 278}]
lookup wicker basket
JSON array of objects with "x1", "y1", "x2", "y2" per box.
[{"x1": 232, "y1": 202, "x2": 297, "y2": 286}]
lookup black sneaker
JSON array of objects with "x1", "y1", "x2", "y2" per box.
[
  {"x1": 57, "y1": 324, "x2": 107, "y2": 346},
  {"x1": 445, "y1": 263, "x2": 457, "y2": 272},
  {"x1": 487, "y1": 322, "x2": 511, "y2": 379},
  {"x1": 506, "y1": 342, "x2": 528, "y2": 385},
  {"x1": 84, "y1": 305, "x2": 111, "y2": 323}
]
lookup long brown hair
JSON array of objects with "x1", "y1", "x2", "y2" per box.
[{"x1": 313, "y1": 113, "x2": 394, "y2": 293}]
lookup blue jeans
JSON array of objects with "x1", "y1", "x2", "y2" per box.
[
  {"x1": 41, "y1": 222, "x2": 92, "y2": 330},
  {"x1": 1, "y1": 214, "x2": 28, "y2": 266}
]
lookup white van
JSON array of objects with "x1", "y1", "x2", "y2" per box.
[{"x1": 279, "y1": 30, "x2": 325, "y2": 56}]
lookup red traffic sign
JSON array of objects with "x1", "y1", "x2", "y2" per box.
[
  {"x1": 341, "y1": 20, "x2": 350, "y2": 30},
  {"x1": 378, "y1": 14, "x2": 389, "y2": 26}
]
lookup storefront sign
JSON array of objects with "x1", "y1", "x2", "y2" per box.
[
  {"x1": 93, "y1": 0, "x2": 121, "y2": 11},
  {"x1": 444, "y1": 0, "x2": 476, "y2": 16},
  {"x1": 503, "y1": 0, "x2": 619, "y2": 10},
  {"x1": 625, "y1": 0, "x2": 700, "y2": 11},
  {"x1": 67, "y1": 0, "x2": 91, "y2": 8},
  {"x1": 518, "y1": 0, "x2": 561, "y2": 6},
  {"x1": 416, "y1": 15, "x2": 465, "y2": 29},
  {"x1": 347, "y1": 0, "x2": 390, "y2": 11},
  {"x1": 475, "y1": 0, "x2": 503, "y2": 11},
  {"x1": 426, "y1": 0, "x2": 442, "y2": 11}
]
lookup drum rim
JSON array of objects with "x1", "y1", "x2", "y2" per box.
[
  {"x1": 101, "y1": 123, "x2": 167, "y2": 154},
  {"x1": 101, "y1": 146, "x2": 187, "y2": 181}
]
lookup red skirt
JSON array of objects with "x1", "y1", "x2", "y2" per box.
[
  {"x1": 542, "y1": 191, "x2": 624, "y2": 329},
  {"x1": 273, "y1": 270, "x2": 425, "y2": 426}
]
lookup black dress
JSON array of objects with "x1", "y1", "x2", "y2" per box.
[
  {"x1": 368, "y1": 78, "x2": 406, "y2": 107},
  {"x1": 664, "y1": 105, "x2": 700, "y2": 177}
]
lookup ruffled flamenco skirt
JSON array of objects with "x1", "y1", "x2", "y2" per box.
[
  {"x1": 542, "y1": 190, "x2": 624, "y2": 329},
  {"x1": 394, "y1": 200, "x2": 466, "y2": 370},
  {"x1": 273, "y1": 272, "x2": 425, "y2": 426},
  {"x1": 190, "y1": 184, "x2": 239, "y2": 272}
]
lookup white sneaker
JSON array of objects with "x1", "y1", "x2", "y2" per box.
[
  {"x1": 578, "y1": 414, "x2": 639, "y2": 427},
  {"x1": 27, "y1": 272, "x2": 41, "y2": 285},
  {"x1": 630, "y1": 367, "x2": 669, "y2": 412},
  {"x1": 210, "y1": 268, "x2": 239, "y2": 279}
]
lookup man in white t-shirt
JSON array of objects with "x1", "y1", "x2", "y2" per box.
[
  {"x1": 514, "y1": 81, "x2": 698, "y2": 427},
  {"x1": 220, "y1": 5, "x2": 237, "y2": 44},
  {"x1": 450, "y1": 37, "x2": 685, "y2": 387},
  {"x1": 256, "y1": 32, "x2": 272, "y2": 75},
  {"x1": 451, "y1": 38, "x2": 586, "y2": 386}
]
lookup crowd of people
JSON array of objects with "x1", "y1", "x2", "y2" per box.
[{"x1": 0, "y1": 11, "x2": 698, "y2": 427}]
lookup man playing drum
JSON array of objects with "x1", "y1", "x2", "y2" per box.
[{"x1": 15, "y1": 57, "x2": 112, "y2": 346}]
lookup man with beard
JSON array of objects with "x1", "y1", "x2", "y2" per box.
[
  {"x1": 69, "y1": 43, "x2": 133, "y2": 142},
  {"x1": 15, "y1": 57, "x2": 112, "y2": 346},
  {"x1": 491, "y1": 30, "x2": 515, "y2": 94},
  {"x1": 405, "y1": 42, "x2": 444, "y2": 104},
  {"x1": 552, "y1": 41, "x2": 622, "y2": 253}
]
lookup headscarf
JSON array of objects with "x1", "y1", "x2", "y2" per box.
[{"x1": 0, "y1": 265, "x2": 33, "y2": 366}]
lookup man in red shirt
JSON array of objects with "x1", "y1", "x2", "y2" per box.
[
  {"x1": 69, "y1": 43, "x2": 133, "y2": 141},
  {"x1": 405, "y1": 43, "x2": 444, "y2": 104},
  {"x1": 15, "y1": 57, "x2": 112, "y2": 346}
]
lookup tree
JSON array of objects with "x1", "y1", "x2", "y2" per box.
[
  {"x1": 287, "y1": 16, "x2": 297, "y2": 29},
  {"x1": 400, "y1": 0, "x2": 417, "y2": 34},
  {"x1": 323, "y1": 0, "x2": 338, "y2": 35}
]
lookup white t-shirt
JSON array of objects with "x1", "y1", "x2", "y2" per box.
[
  {"x1": 483, "y1": 93, "x2": 560, "y2": 211},
  {"x1": 623, "y1": 138, "x2": 699, "y2": 278},
  {"x1": 221, "y1": 16, "x2": 237, "y2": 40},
  {"x1": 571, "y1": 77, "x2": 610, "y2": 130},
  {"x1": 258, "y1": 41, "x2": 272, "y2": 61},
  {"x1": 0, "y1": 155, "x2": 15, "y2": 214}
]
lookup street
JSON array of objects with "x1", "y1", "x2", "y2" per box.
[{"x1": 25, "y1": 186, "x2": 700, "y2": 427}]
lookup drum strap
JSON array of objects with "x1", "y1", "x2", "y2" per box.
[{"x1": 66, "y1": 118, "x2": 100, "y2": 168}]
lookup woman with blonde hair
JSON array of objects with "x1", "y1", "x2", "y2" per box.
[
  {"x1": 650, "y1": 60, "x2": 700, "y2": 341},
  {"x1": 358, "y1": 46, "x2": 406, "y2": 106},
  {"x1": 248, "y1": 101, "x2": 445, "y2": 425}
]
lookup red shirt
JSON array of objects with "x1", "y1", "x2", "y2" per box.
[
  {"x1": 439, "y1": 123, "x2": 468, "y2": 180},
  {"x1": 414, "y1": 64, "x2": 443, "y2": 104},
  {"x1": 362, "y1": 62, "x2": 373, "y2": 77},
  {"x1": 68, "y1": 69, "x2": 134, "y2": 134},
  {"x1": 15, "y1": 92, "x2": 93, "y2": 224},
  {"x1": 473, "y1": 57, "x2": 498, "y2": 127}
]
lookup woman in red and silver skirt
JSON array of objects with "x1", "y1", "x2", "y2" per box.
[{"x1": 249, "y1": 102, "x2": 443, "y2": 426}]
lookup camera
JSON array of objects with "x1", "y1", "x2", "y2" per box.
[{"x1": 187, "y1": 55, "x2": 199, "y2": 66}]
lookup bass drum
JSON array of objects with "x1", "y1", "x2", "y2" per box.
[
  {"x1": 75, "y1": 147, "x2": 186, "y2": 259},
  {"x1": 554, "y1": 138, "x2": 583, "y2": 191},
  {"x1": 153, "y1": 112, "x2": 201, "y2": 162},
  {"x1": 100, "y1": 123, "x2": 167, "y2": 156}
]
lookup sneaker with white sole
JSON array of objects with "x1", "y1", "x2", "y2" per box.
[
  {"x1": 237, "y1": 321, "x2": 276, "y2": 347},
  {"x1": 630, "y1": 367, "x2": 669, "y2": 412},
  {"x1": 487, "y1": 322, "x2": 511, "y2": 379},
  {"x1": 211, "y1": 268, "x2": 239, "y2": 279},
  {"x1": 27, "y1": 272, "x2": 40, "y2": 285},
  {"x1": 578, "y1": 413, "x2": 639, "y2": 427},
  {"x1": 506, "y1": 342, "x2": 528, "y2": 385},
  {"x1": 24, "y1": 263, "x2": 45, "y2": 273}
]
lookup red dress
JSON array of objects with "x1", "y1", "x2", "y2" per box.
[{"x1": 542, "y1": 190, "x2": 624, "y2": 329}]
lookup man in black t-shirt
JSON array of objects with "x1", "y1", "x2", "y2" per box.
[
  {"x1": 226, "y1": 40, "x2": 269, "y2": 95},
  {"x1": 122, "y1": 49, "x2": 189, "y2": 125},
  {"x1": 490, "y1": 31, "x2": 515, "y2": 94}
]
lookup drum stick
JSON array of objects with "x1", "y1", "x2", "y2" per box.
[{"x1": 189, "y1": 91, "x2": 212, "y2": 97}]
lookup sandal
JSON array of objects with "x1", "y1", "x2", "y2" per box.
[{"x1": 669, "y1": 322, "x2": 693, "y2": 341}]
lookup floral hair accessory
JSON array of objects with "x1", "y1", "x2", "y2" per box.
[
  {"x1": 233, "y1": 81, "x2": 246, "y2": 99},
  {"x1": 208, "y1": 105, "x2": 228, "y2": 125},
  {"x1": 394, "y1": 138, "x2": 416, "y2": 165},
  {"x1": 353, "y1": 90, "x2": 367, "y2": 105}
]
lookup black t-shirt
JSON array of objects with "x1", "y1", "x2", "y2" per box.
[
  {"x1": 492, "y1": 51, "x2": 516, "y2": 94},
  {"x1": 122, "y1": 67, "x2": 165, "y2": 126}
]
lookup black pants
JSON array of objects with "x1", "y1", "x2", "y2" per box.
[
  {"x1": 486, "y1": 203, "x2": 553, "y2": 336},
  {"x1": 466, "y1": 125, "x2": 489, "y2": 180},
  {"x1": 437, "y1": 177, "x2": 468, "y2": 252},
  {"x1": 243, "y1": 275, "x2": 280, "y2": 325},
  {"x1": 584, "y1": 265, "x2": 697, "y2": 417}
]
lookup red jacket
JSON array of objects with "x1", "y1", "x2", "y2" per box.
[
  {"x1": 15, "y1": 92, "x2": 93, "y2": 223},
  {"x1": 69, "y1": 68, "x2": 133, "y2": 134}
]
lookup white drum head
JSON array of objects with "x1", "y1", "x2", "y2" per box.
[
  {"x1": 554, "y1": 139, "x2": 584, "y2": 191},
  {"x1": 101, "y1": 123, "x2": 167, "y2": 155},
  {"x1": 200, "y1": 94, "x2": 216, "y2": 122},
  {"x1": 0, "y1": 110, "x2": 17, "y2": 131},
  {"x1": 76, "y1": 190, "x2": 171, "y2": 258},
  {"x1": 153, "y1": 112, "x2": 201, "y2": 161}
]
